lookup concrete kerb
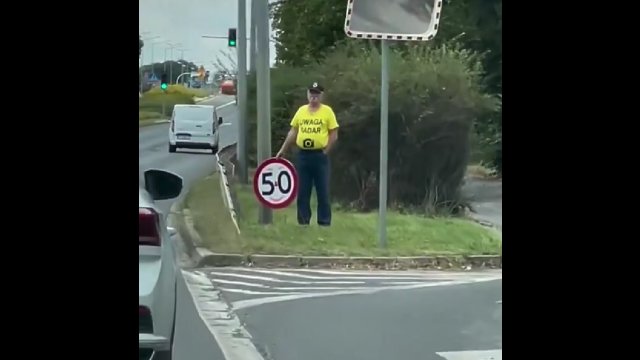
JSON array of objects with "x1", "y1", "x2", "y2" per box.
[
  {"x1": 167, "y1": 197, "x2": 202, "y2": 265},
  {"x1": 175, "y1": 144, "x2": 502, "y2": 270}
]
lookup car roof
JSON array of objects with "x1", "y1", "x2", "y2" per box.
[{"x1": 174, "y1": 104, "x2": 214, "y2": 109}]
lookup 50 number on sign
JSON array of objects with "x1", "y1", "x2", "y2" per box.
[
  {"x1": 260, "y1": 171, "x2": 292, "y2": 196},
  {"x1": 253, "y1": 158, "x2": 299, "y2": 209}
]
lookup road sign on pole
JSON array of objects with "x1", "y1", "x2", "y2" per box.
[
  {"x1": 344, "y1": 0, "x2": 443, "y2": 249},
  {"x1": 253, "y1": 158, "x2": 298, "y2": 210}
]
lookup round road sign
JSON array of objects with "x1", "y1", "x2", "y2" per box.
[{"x1": 253, "y1": 157, "x2": 298, "y2": 209}]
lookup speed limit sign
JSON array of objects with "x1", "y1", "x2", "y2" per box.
[{"x1": 253, "y1": 158, "x2": 298, "y2": 209}]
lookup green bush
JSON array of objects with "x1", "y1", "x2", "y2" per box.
[
  {"x1": 247, "y1": 42, "x2": 500, "y2": 214},
  {"x1": 139, "y1": 92, "x2": 194, "y2": 116},
  {"x1": 146, "y1": 84, "x2": 208, "y2": 98}
]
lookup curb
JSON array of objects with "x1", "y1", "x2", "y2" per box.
[
  {"x1": 167, "y1": 197, "x2": 202, "y2": 266},
  {"x1": 139, "y1": 119, "x2": 170, "y2": 128},
  {"x1": 191, "y1": 252, "x2": 501, "y2": 270}
]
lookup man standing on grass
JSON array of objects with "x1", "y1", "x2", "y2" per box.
[{"x1": 276, "y1": 82, "x2": 339, "y2": 226}]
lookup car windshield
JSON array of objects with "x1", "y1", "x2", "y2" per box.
[{"x1": 174, "y1": 107, "x2": 212, "y2": 122}]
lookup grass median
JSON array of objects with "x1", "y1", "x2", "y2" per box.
[
  {"x1": 186, "y1": 171, "x2": 502, "y2": 257},
  {"x1": 139, "y1": 88, "x2": 196, "y2": 127},
  {"x1": 139, "y1": 111, "x2": 167, "y2": 127}
]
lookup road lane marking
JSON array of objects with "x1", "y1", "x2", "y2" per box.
[
  {"x1": 283, "y1": 269, "x2": 502, "y2": 277},
  {"x1": 436, "y1": 349, "x2": 502, "y2": 360},
  {"x1": 212, "y1": 279, "x2": 270, "y2": 288},
  {"x1": 218, "y1": 288, "x2": 304, "y2": 296},
  {"x1": 217, "y1": 101, "x2": 236, "y2": 110},
  {"x1": 182, "y1": 270, "x2": 265, "y2": 360},
  {"x1": 206, "y1": 271, "x2": 366, "y2": 284},
  {"x1": 231, "y1": 277, "x2": 501, "y2": 310},
  {"x1": 273, "y1": 286, "x2": 371, "y2": 291},
  {"x1": 226, "y1": 268, "x2": 449, "y2": 281}
]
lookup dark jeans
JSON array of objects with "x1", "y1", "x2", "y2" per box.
[{"x1": 296, "y1": 150, "x2": 331, "y2": 226}]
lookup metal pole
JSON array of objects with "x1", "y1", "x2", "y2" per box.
[
  {"x1": 169, "y1": 47, "x2": 174, "y2": 84},
  {"x1": 257, "y1": 0, "x2": 272, "y2": 224},
  {"x1": 139, "y1": 49, "x2": 144, "y2": 93},
  {"x1": 249, "y1": 0, "x2": 257, "y2": 73},
  {"x1": 378, "y1": 40, "x2": 389, "y2": 248},
  {"x1": 151, "y1": 43, "x2": 155, "y2": 78},
  {"x1": 237, "y1": 0, "x2": 249, "y2": 184}
]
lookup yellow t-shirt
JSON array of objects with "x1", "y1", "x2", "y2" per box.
[{"x1": 290, "y1": 104, "x2": 339, "y2": 150}]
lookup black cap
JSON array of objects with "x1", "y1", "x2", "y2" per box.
[{"x1": 308, "y1": 82, "x2": 324, "y2": 93}]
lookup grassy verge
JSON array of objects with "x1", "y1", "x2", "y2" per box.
[
  {"x1": 187, "y1": 171, "x2": 502, "y2": 257},
  {"x1": 139, "y1": 111, "x2": 166, "y2": 120},
  {"x1": 146, "y1": 84, "x2": 209, "y2": 98},
  {"x1": 187, "y1": 172, "x2": 242, "y2": 249}
]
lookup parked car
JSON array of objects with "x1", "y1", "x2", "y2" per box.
[{"x1": 139, "y1": 169, "x2": 183, "y2": 360}]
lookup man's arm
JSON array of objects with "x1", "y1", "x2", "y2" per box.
[
  {"x1": 324, "y1": 108, "x2": 339, "y2": 154},
  {"x1": 276, "y1": 108, "x2": 301, "y2": 157},
  {"x1": 276, "y1": 127, "x2": 298, "y2": 157},
  {"x1": 324, "y1": 129, "x2": 338, "y2": 154}
]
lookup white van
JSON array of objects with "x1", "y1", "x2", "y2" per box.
[{"x1": 168, "y1": 104, "x2": 223, "y2": 154}]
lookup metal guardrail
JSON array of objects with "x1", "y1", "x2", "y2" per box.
[{"x1": 216, "y1": 147, "x2": 241, "y2": 235}]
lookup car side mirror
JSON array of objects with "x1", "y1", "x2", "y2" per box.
[
  {"x1": 144, "y1": 169, "x2": 183, "y2": 201},
  {"x1": 218, "y1": 117, "x2": 223, "y2": 125}
]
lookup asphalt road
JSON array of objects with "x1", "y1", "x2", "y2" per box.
[
  {"x1": 462, "y1": 179, "x2": 502, "y2": 229},
  {"x1": 239, "y1": 278, "x2": 502, "y2": 360},
  {"x1": 184, "y1": 267, "x2": 502, "y2": 360},
  {"x1": 139, "y1": 95, "x2": 237, "y2": 360}
]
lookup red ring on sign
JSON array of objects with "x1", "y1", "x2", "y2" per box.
[{"x1": 253, "y1": 157, "x2": 299, "y2": 209}]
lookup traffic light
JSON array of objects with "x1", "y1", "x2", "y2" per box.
[
  {"x1": 228, "y1": 28, "x2": 237, "y2": 47},
  {"x1": 160, "y1": 73, "x2": 168, "y2": 91}
]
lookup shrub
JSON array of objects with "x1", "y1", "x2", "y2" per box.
[
  {"x1": 147, "y1": 84, "x2": 208, "y2": 98},
  {"x1": 139, "y1": 92, "x2": 194, "y2": 116},
  {"x1": 247, "y1": 42, "x2": 500, "y2": 214}
]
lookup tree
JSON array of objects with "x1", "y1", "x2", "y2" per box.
[
  {"x1": 139, "y1": 35, "x2": 144, "y2": 57},
  {"x1": 270, "y1": 0, "x2": 347, "y2": 66}
]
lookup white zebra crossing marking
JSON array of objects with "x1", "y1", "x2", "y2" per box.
[
  {"x1": 200, "y1": 268, "x2": 502, "y2": 309},
  {"x1": 218, "y1": 288, "x2": 304, "y2": 295},
  {"x1": 231, "y1": 278, "x2": 497, "y2": 310},
  {"x1": 285, "y1": 268, "x2": 502, "y2": 277},
  {"x1": 207, "y1": 271, "x2": 368, "y2": 284},
  {"x1": 436, "y1": 349, "x2": 502, "y2": 360},
  {"x1": 227, "y1": 267, "x2": 465, "y2": 281}
]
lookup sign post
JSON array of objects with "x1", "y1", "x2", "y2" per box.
[
  {"x1": 344, "y1": 0, "x2": 443, "y2": 248},
  {"x1": 253, "y1": 158, "x2": 298, "y2": 210}
]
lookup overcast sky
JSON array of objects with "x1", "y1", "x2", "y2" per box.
[{"x1": 139, "y1": 0, "x2": 277, "y2": 71}]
